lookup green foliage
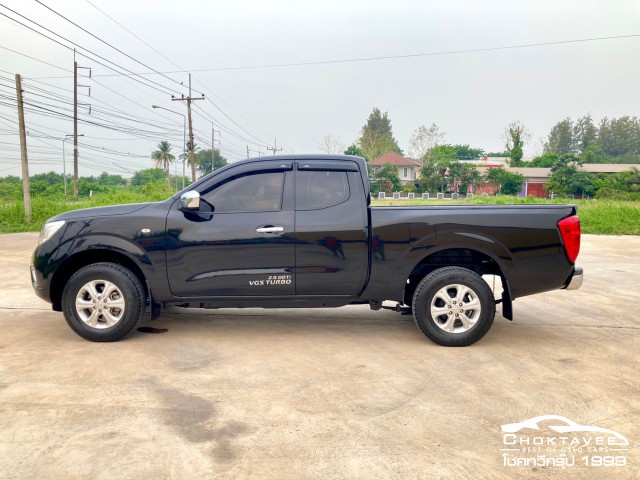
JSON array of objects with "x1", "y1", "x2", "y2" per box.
[
  {"x1": 450, "y1": 144, "x2": 485, "y2": 160},
  {"x1": 195, "y1": 148, "x2": 228, "y2": 176},
  {"x1": 486, "y1": 151, "x2": 509, "y2": 157},
  {"x1": 130, "y1": 168, "x2": 167, "y2": 186},
  {"x1": 151, "y1": 140, "x2": 175, "y2": 172},
  {"x1": 546, "y1": 164, "x2": 597, "y2": 197},
  {"x1": 504, "y1": 121, "x2": 529, "y2": 166},
  {"x1": 344, "y1": 144, "x2": 364, "y2": 157},
  {"x1": 528, "y1": 152, "x2": 560, "y2": 168},
  {"x1": 485, "y1": 168, "x2": 526, "y2": 195},
  {"x1": 598, "y1": 116, "x2": 640, "y2": 157},
  {"x1": 371, "y1": 163, "x2": 402, "y2": 192},
  {"x1": 545, "y1": 117, "x2": 575, "y2": 155},
  {"x1": 0, "y1": 176, "x2": 22, "y2": 201},
  {"x1": 358, "y1": 107, "x2": 402, "y2": 161}
]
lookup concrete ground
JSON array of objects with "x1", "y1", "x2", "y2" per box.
[{"x1": 0, "y1": 233, "x2": 638, "y2": 480}]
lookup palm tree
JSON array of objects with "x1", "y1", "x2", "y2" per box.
[
  {"x1": 151, "y1": 140, "x2": 175, "y2": 174},
  {"x1": 179, "y1": 141, "x2": 200, "y2": 182}
]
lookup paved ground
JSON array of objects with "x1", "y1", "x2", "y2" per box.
[{"x1": 0, "y1": 233, "x2": 638, "y2": 479}]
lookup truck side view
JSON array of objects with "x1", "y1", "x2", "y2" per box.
[{"x1": 31, "y1": 155, "x2": 583, "y2": 346}]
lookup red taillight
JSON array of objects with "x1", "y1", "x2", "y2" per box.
[{"x1": 558, "y1": 215, "x2": 581, "y2": 264}]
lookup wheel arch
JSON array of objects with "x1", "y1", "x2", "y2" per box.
[
  {"x1": 50, "y1": 249, "x2": 148, "y2": 311},
  {"x1": 404, "y1": 246, "x2": 513, "y2": 319}
]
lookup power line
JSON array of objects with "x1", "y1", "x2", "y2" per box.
[
  {"x1": 0, "y1": 6, "x2": 182, "y2": 97},
  {"x1": 35, "y1": 1, "x2": 205, "y2": 95},
  {"x1": 29, "y1": 33, "x2": 640, "y2": 77},
  {"x1": 78, "y1": 1, "x2": 278, "y2": 143}
]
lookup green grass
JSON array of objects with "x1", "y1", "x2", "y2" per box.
[
  {"x1": 372, "y1": 196, "x2": 640, "y2": 235},
  {"x1": 1, "y1": 193, "x2": 638, "y2": 236},
  {"x1": 0, "y1": 190, "x2": 166, "y2": 233}
]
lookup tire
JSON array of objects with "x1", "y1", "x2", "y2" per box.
[
  {"x1": 62, "y1": 262, "x2": 146, "y2": 342},
  {"x1": 412, "y1": 267, "x2": 496, "y2": 347}
]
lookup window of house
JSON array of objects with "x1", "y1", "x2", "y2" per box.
[{"x1": 403, "y1": 167, "x2": 408, "y2": 178}]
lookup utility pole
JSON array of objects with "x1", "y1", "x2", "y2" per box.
[
  {"x1": 211, "y1": 124, "x2": 220, "y2": 172},
  {"x1": 172, "y1": 73, "x2": 204, "y2": 182},
  {"x1": 73, "y1": 50, "x2": 91, "y2": 200},
  {"x1": 73, "y1": 59, "x2": 77, "y2": 200},
  {"x1": 15, "y1": 74, "x2": 31, "y2": 223},
  {"x1": 266, "y1": 138, "x2": 283, "y2": 155}
]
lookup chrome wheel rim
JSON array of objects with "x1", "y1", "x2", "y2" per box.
[
  {"x1": 430, "y1": 283, "x2": 481, "y2": 333},
  {"x1": 75, "y1": 280, "x2": 126, "y2": 329}
]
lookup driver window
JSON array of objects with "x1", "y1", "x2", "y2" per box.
[{"x1": 201, "y1": 171, "x2": 284, "y2": 213}]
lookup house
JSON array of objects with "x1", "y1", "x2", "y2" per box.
[
  {"x1": 369, "y1": 152, "x2": 421, "y2": 185},
  {"x1": 475, "y1": 164, "x2": 640, "y2": 198}
]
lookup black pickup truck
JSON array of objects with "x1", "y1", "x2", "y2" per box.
[{"x1": 31, "y1": 155, "x2": 583, "y2": 346}]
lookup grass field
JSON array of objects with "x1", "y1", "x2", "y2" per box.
[
  {"x1": 373, "y1": 196, "x2": 640, "y2": 235},
  {"x1": 1, "y1": 193, "x2": 638, "y2": 235}
]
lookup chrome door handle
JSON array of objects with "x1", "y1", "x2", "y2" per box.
[{"x1": 256, "y1": 226, "x2": 284, "y2": 234}]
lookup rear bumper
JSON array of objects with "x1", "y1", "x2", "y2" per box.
[{"x1": 562, "y1": 267, "x2": 583, "y2": 291}]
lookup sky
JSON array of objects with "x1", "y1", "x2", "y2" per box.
[{"x1": 1, "y1": 0, "x2": 639, "y2": 177}]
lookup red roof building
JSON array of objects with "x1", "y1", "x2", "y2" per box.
[{"x1": 369, "y1": 152, "x2": 421, "y2": 184}]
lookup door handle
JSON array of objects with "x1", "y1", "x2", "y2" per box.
[{"x1": 256, "y1": 225, "x2": 284, "y2": 234}]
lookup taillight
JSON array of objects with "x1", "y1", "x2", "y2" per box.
[{"x1": 558, "y1": 215, "x2": 581, "y2": 264}]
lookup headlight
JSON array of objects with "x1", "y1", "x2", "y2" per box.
[{"x1": 39, "y1": 220, "x2": 65, "y2": 245}]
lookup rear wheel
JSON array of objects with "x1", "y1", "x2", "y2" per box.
[
  {"x1": 412, "y1": 267, "x2": 495, "y2": 346},
  {"x1": 62, "y1": 262, "x2": 145, "y2": 342}
]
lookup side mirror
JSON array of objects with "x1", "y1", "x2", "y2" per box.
[{"x1": 178, "y1": 190, "x2": 200, "y2": 211}]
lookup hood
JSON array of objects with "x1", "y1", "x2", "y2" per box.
[{"x1": 48, "y1": 203, "x2": 151, "y2": 222}]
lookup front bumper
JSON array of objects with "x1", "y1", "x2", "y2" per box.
[{"x1": 563, "y1": 267, "x2": 583, "y2": 291}]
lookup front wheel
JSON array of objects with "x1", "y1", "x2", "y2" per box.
[
  {"x1": 412, "y1": 267, "x2": 496, "y2": 346},
  {"x1": 62, "y1": 262, "x2": 146, "y2": 342}
]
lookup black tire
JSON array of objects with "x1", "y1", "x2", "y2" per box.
[
  {"x1": 412, "y1": 267, "x2": 495, "y2": 347},
  {"x1": 62, "y1": 262, "x2": 146, "y2": 342}
]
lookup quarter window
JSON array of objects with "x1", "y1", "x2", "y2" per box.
[{"x1": 296, "y1": 170, "x2": 350, "y2": 210}]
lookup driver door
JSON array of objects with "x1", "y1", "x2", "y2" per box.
[{"x1": 165, "y1": 161, "x2": 295, "y2": 297}]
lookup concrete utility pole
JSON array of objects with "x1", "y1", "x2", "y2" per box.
[
  {"x1": 73, "y1": 50, "x2": 91, "y2": 200},
  {"x1": 211, "y1": 124, "x2": 220, "y2": 172},
  {"x1": 266, "y1": 138, "x2": 283, "y2": 155},
  {"x1": 73, "y1": 59, "x2": 77, "y2": 200},
  {"x1": 172, "y1": 74, "x2": 204, "y2": 182},
  {"x1": 15, "y1": 74, "x2": 31, "y2": 223}
]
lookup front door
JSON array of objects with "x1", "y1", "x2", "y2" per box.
[{"x1": 166, "y1": 162, "x2": 295, "y2": 297}]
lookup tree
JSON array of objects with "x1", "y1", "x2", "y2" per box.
[
  {"x1": 598, "y1": 116, "x2": 640, "y2": 157},
  {"x1": 370, "y1": 163, "x2": 402, "y2": 192},
  {"x1": 485, "y1": 168, "x2": 526, "y2": 195},
  {"x1": 179, "y1": 141, "x2": 200, "y2": 180},
  {"x1": 528, "y1": 152, "x2": 561, "y2": 168},
  {"x1": 502, "y1": 121, "x2": 530, "y2": 166},
  {"x1": 195, "y1": 148, "x2": 228, "y2": 176},
  {"x1": 151, "y1": 140, "x2": 175, "y2": 174},
  {"x1": 131, "y1": 168, "x2": 167, "y2": 186},
  {"x1": 430, "y1": 145, "x2": 456, "y2": 192},
  {"x1": 318, "y1": 135, "x2": 345, "y2": 154},
  {"x1": 450, "y1": 144, "x2": 484, "y2": 161},
  {"x1": 358, "y1": 107, "x2": 402, "y2": 161},
  {"x1": 545, "y1": 117, "x2": 575, "y2": 155},
  {"x1": 408, "y1": 123, "x2": 446, "y2": 162},
  {"x1": 98, "y1": 172, "x2": 126, "y2": 187},
  {"x1": 344, "y1": 143, "x2": 365, "y2": 157},
  {"x1": 573, "y1": 114, "x2": 598, "y2": 153}
]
